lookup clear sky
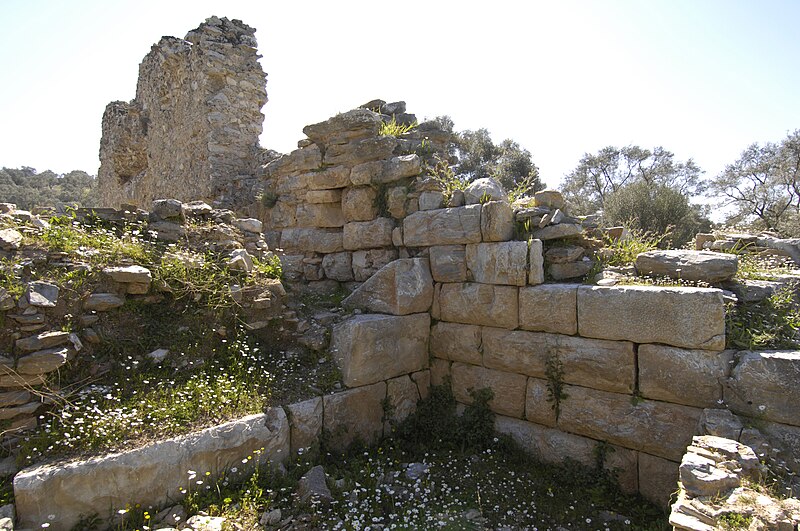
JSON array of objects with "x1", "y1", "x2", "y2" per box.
[{"x1": 1, "y1": 0, "x2": 798, "y2": 190}]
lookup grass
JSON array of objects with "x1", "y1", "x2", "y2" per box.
[
  {"x1": 425, "y1": 155, "x2": 470, "y2": 205},
  {"x1": 379, "y1": 116, "x2": 417, "y2": 137},
  {"x1": 725, "y1": 285, "x2": 800, "y2": 349}
]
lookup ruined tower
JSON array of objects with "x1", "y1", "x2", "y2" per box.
[{"x1": 97, "y1": 16, "x2": 268, "y2": 209}]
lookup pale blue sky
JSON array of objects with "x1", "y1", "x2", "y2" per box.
[{"x1": 0, "y1": 0, "x2": 798, "y2": 190}]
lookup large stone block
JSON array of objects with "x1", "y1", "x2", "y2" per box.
[
  {"x1": 14, "y1": 411, "x2": 289, "y2": 531},
  {"x1": 429, "y1": 322, "x2": 482, "y2": 365},
  {"x1": 342, "y1": 186, "x2": 378, "y2": 222},
  {"x1": 385, "y1": 375, "x2": 421, "y2": 430},
  {"x1": 375, "y1": 154, "x2": 422, "y2": 184},
  {"x1": 322, "y1": 382, "x2": 386, "y2": 450},
  {"x1": 576, "y1": 285, "x2": 726, "y2": 350},
  {"x1": 635, "y1": 250, "x2": 738, "y2": 284},
  {"x1": 518, "y1": 284, "x2": 577, "y2": 335},
  {"x1": 302, "y1": 109, "x2": 381, "y2": 147},
  {"x1": 280, "y1": 228, "x2": 344, "y2": 254},
  {"x1": 343, "y1": 218, "x2": 394, "y2": 250},
  {"x1": 342, "y1": 258, "x2": 433, "y2": 315},
  {"x1": 525, "y1": 377, "x2": 557, "y2": 427},
  {"x1": 306, "y1": 189, "x2": 342, "y2": 204},
  {"x1": 403, "y1": 205, "x2": 482, "y2": 247},
  {"x1": 639, "y1": 345, "x2": 730, "y2": 408},
  {"x1": 466, "y1": 242, "x2": 527, "y2": 286},
  {"x1": 451, "y1": 363, "x2": 527, "y2": 418},
  {"x1": 529, "y1": 239, "x2": 544, "y2": 285},
  {"x1": 15, "y1": 331, "x2": 70, "y2": 353},
  {"x1": 323, "y1": 136, "x2": 398, "y2": 167},
  {"x1": 429, "y1": 245, "x2": 467, "y2": 283},
  {"x1": 558, "y1": 386, "x2": 702, "y2": 461},
  {"x1": 482, "y1": 327, "x2": 635, "y2": 393},
  {"x1": 352, "y1": 249, "x2": 398, "y2": 281},
  {"x1": 295, "y1": 203, "x2": 344, "y2": 228},
  {"x1": 638, "y1": 453, "x2": 680, "y2": 508},
  {"x1": 322, "y1": 252, "x2": 353, "y2": 282},
  {"x1": 285, "y1": 397, "x2": 322, "y2": 456},
  {"x1": 302, "y1": 166, "x2": 351, "y2": 190},
  {"x1": 430, "y1": 358, "x2": 451, "y2": 386},
  {"x1": 723, "y1": 351, "x2": 800, "y2": 426},
  {"x1": 438, "y1": 283, "x2": 518, "y2": 329},
  {"x1": 331, "y1": 313, "x2": 430, "y2": 387},
  {"x1": 480, "y1": 201, "x2": 514, "y2": 242}
]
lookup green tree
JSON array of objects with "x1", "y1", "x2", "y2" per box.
[
  {"x1": 0, "y1": 167, "x2": 98, "y2": 209},
  {"x1": 709, "y1": 130, "x2": 800, "y2": 234},
  {"x1": 561, "y1": 145, "x2": 704, "y2": 215}
]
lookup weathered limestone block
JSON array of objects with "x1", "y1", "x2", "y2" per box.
[
  {"x1": 451, "y1": 363, "x2": 526, "y2": 418},
  {"x1": 343, "y1": 218, "x2": 394, "y2": 250},
  {"x1": 418, "y1": 191, "x2": 444, "y2": 211},
  {"x1": 0, "y1": 228, "x2": 23, "y2": 251},
  {"x1": 331, "y1": 313, "x2": 430, "y2": 387},
  {"x1": 15, "y1": 331, "x2": 70, "y2": 353},
  {"x1": 84, "y1": 293, "x2": 125, "y2": 311},
  {"x1": 430, "y1": 322, "x2": 482, "y2": 365},
  {"x1": 548, "y1": 259, "x2": 594, "y2": 280},
  {"x1": 324, "y1": 137, "x2": 398, "y2": 167},
  {"x1": 264, "y1": 145, "x2": 322, "y2": 176},
  {"x1": 480, "y1": 201, "x2": 514, "y2": 242},
  {"x1": 635, "y1": 250, "x2": 738, "y2": 283},
  {"x1": 482, "y1": 327, "x2": 635, "y2": 393},
  {"x1": 577, "y1": 285, "x2": 726, "y2": 350},
  {"x1": 638, "y1": 453, "x2": 680, "y2": 508},
  {"x1": 342, "y1": 186, "x2": 378, "y2": 222},
  {"x1": 152, "y1": 199, "x2": 184, "y2": 220},
  {"x1": 302, "y1": 109, "x2": 381, "y2": 147},
  {"x1": 558, "y1": 386, "x2": 703, "y2": 460},
  {"x1": 723, "y1": 351, "x2": 800, "y2": 426},
  {"x1": 233, "y1": 218, "x2": 263, "y2": 234},
  {"x1": 464, "y1": 178, "x2": 507, "y2": 205},
  {"x1": 280, "y1": 228, "x2": 344, "y2": 254},
  {"x1": 545, "y1": 245, "x2": 584, "y2": 264},
  {"x1": 529, "y1": 239, "x2": 544, "y2": 285},
  {"x1": 411, "y1": 370, "x2": 431, "y2": 400},
  {"x1": 350, "y1": 160, "x2": 383, "y2": 186},
  {"x1": 519, "y1": 284, "x2": 577, "y2": 335},
  {"x1": 352, "y1": 249, "x2": 398, "y2": 281},
  {"x1": 403, "y1": 205, "x2": 482, "y2": 247},
  {"x1": 430, "y1": 358, "x2": 451, "y2": 386},
  {"x1": 0, "y1": 373, "x2": 45, "y2": 388},
  {"x1": 342, "y1": 258, "x2": 433, "y2": 315},
  {"x1": 306, "y1": 189, "x2": 342, "y2": 204},
  {"x1": 533, "y1": 189, "x2": 565, "y2": 210},
  {"x1": 285, "y1": 397, "x2": 322, "y2": 456},
  {"x1": 386, "y1": 186, "x2": 408, "y2": 218},
  {"x1": 295, "y1": 203, "x2": 345, "y2": 228},
  {"x1": 465, "y1": 242, "x2": 527, "y2": 286},
  {"x1": 438, "y1": 283, "x2": 518, "y2": 330},
  {"x1": 429, "y1": 245, "x2": 467, "y2": 283},
  {"x1": 0, "y1": 390, "x2": 30, "y2": 408},
  {"x1": 760, "y1": 421, "x2": 800, "y2": 473},
  {"x1": 638, "y1": 345, "x2": 730, "y2": 408},
  {"x1": 103, "y1": 265, "x2": 152, "y2": 285},
  {"x1": 16, "y1": 347, "x2": 69, "y2": 375},
  {"x1": 26, "y1": 282, "x2": 58, "y2": 307},
  {"x1": 321, "y1": 252, "x2": 353, "y2": 282},
  {"x1": 303, "y1": 166, "x2": 351, "y2": 191},
  {"x1": 532, "y1": 223, "x2": 582, "y2": 240},
  {"x1": 14, "y1": 410, "x2": 289, "y2": 531},
  {"x1": 385, "y1": 375, "x2": 421, "y2": 430},
  {"x1": 322, "y1": 382, "x2": 386, "y2": 450},
  {"x1": 374, "y1": 155, "x2": 421, "y2": 185},
  {"x1": 525, "y1": 377, "x2": 556, "y2": 427}
]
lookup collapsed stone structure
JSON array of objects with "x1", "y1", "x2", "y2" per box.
[{"x1": 98, "y1": 17, "x2": 268, "y2": 209}]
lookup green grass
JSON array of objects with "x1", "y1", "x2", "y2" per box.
[
  {"x1": 379, "y1": 116, "x2": 417, "y2": 137},
  {"x1": 726, "y1": 285, "x2": 800, "y2": 349}
]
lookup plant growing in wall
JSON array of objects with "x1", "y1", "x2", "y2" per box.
[{"x1": 545, "y1": 353, "x2": 568, "y2": 421}]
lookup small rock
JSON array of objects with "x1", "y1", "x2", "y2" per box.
[
  {"x1": 151, "y1": 199, "x2": 185, "y2": 221},
  {"x1": 103, "y1": 265, "x2": 152, "y2": 284},
  {"x1": 297, "y1": 465, "x2": 332, "y2": 504},
  {"x1": 533, "y1": 189, "x2": 565, "y2": 210},
  {"x1": 464, "y1": 178, "x2": 507, "y2": 205},
  {"x1": 228, "y1": 249, "x2": 254, "y2": 273},
  {"x1": 157, "y1": 505, "x2": 187, "y2": 526},
  {"x1": 84, "y1": 293, "x2": 125, "y2": 311},
  {"x1": 260, "y1": 508, "x2": 282, "y2": 526},
  {"x1": 15, "y1": 330, "x2": 70, "y2": 353},
  {"x1": 0, "y1": 456, "x2": 18, "y2": 476},
  {"x1": 26, "y1": 281, "x2": 59, "y2": 307},
  {"x1": 0, "y1": 228, "x2": 23, "y2": 251},
  {"x1": 233, "y1": 218, "x2": 263, "y2": 234},
  {"x1": 185, "y1": 514, "x2": 225, "y2": 531},
  {"x1": 147, "y1": 348, "x2": 169, "y2": 363},
  {"x1": 405, "y1": 462, "x2": 429, "y2": 481}
]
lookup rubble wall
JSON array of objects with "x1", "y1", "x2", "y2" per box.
[{"x1": 98, "y1": 16, "x2": 268, "y2": 210}]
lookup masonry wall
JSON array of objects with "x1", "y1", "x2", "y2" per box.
[{"x1": 98, "y1": 16, "x2": 268, "y2": 210}]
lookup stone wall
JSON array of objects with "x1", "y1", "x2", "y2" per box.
[{"x1": 98, "y1": 16, "x2": 268, "y2": 210}]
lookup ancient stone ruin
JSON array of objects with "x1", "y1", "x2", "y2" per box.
[{"x1": 97, "y1": 16, "x2": 268, "y2": 210}]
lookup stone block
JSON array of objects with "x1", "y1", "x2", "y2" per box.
[
  {"x1": 26, "y1": 281, "x2": 59, "y2": 307},
  {"x1": 264, "y1": 144, "x2": 322, "y2": 176},
  {"x1": 494, "y1": 416, "x2": 594, "y2": 466},
  {"x1": 519, "y1": 284, "x2": 577, "y2": 335},
  {"x1": 430, "y1": 358, "x2": 451, "y2": 386},
  {"x1": 342, "y1": 186, "x2": 378, "y2": 222},
  {"x1": 723, "y1": 351, "x2": 800, "y2": 426},
  {"x1": 322, "y1": 382, "x2": 386, "y2": 450},
  {"x1": 386, "y1": 186, "x2": 408, "y2": 218},
  {"x1": 464, "y1": 178, "x2": 507, "y2": 205},
  {"x1": 302, "y1": 166, "x2": 351, "y2": 190},
  {"x1": 525, "y1": 377, "x2": 556, "y2": 427},
  {"x1": 451, "y1": 363, "x2": 526, "y2": 418},
  {"x1": 480, "y1": 201, "x2": 514, "y2": 242},
  {"x1": 280, "y1": 228, "x2": 344, "y2": 254},
  {"x1": 635, "y1": 250, "x2": 738, "y2": 284},
  {"x1": 430, "y1": 322, "x2": 482, "y2": 365},
  {"x1": 577, "y1": 285, "x2": 726, "y2": 350},
  {"x1": 558, "y1": 386, "x2": 703, "y2": 461},
  {"x1": 638, "y1": 453, "x2": 680, "y2": 508},
  {"x1": 482, "y1": 327, "x2": 635, "y2": 393},
  {"x1": 374, "y1": 154, "x2": 421, "y2": 184},
  {"x1": 411, "y1": 370, "x2": 431, "y2": 400},
  {"x1": 466, "y1": 242, "x2": 527, "y2": 286},
  {"x1": 343, "y1": 218, "x2": 394, "y2": 250},
  {"x1": 322, "y1": 252, "x2": 353, "y2": 282},
  {"x1": 295, "y1": 203, "x2": 344, "y2": 228},
  {"x1": 438, "y1": 283, "x2": 518, "y2": 330},
  {"x1": 15, "y1": 331, "x2": 70, "y2": 353},
  {"x1": 306, "y1": 189, "x2": 342, "y2": 204},
  {"x1": 385, "y1": 375, "x2": 421, "y2": 430},
  {"x1": 350, "y1": 160, "x2": 383, "y2": 186},
  {"x1": 14, "y1": 411, "x2": 289, "y2": 531},
  {"x1": 533, "y1": 190, "x2": 565, "y2": 210},
  {"x1": 16, "y1": 347, "x2": 69, "y2": 375},
  {"x1": 331, "y1": 313, "x2": 430, "y2": 387},
  {"x1": 549, "y1": 259, "x2": 594, "y2": 280},
  {"x1": 285, "y1": 397, "x2": 322, "y2": 456},
  {"x1": 532, "y1": 223, "x2": 582, "y2": 241},
  {"x1": 324, "y1": 136, "x2": 397, "y2": 167},
  {"x1": 639, "y1": 345, "x2": 729, "y2": 408},
  {"x1": 429, "y1": 245, "x2": 467, "y2": 283},
  {"x1": 302, "y1": 109, "x2": 380, "y2": 147},
  {"x1": 529, "y1": 239, "x2": 544, "y2": 285},
  {"x1": 352, "y1": 249, "x2": 398, "y2": 281},
  {"x1": 278, "y1": 254, "x2": 304, "y2": 281},
  {"x1": 342, "y1": 258, "x2": 433, "y2": 315},
  {"x1": 403, "y1": 205, "x2": 482, "y2": 247},
  {"x1": 418, "y1": 191, "x2": 444, "y2": 211},
  {"x1": 84, "y1": 293, "x2": 124, "y2": 311}
]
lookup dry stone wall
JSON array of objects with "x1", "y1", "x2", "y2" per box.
[{"x1": 98, "y1": 17, "x2": 268, "y2": 210}]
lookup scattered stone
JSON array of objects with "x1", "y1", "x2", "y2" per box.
[
  {"x1": 26, "y1": 281, "x2": 59, "y2": 307},
  {"x1": 16, "y1": 347, "x2": 69, "y2": 374},
  {"x1": 147, "y1": 348, "x2": 169, "y2": 363},
  {"x1": 0, "y1": 228, "x2": 23, "y2": 251},
  {"x1": 228, "y1": 248, "x2": 254, "y2": 273},
  {"x1": 297, "y1": 465, "x2": 333, "y2": 504},
  {"x1": 548, "y1": 259, "x2": 594, "y2": 280},
  {"x1": 84, "y1": 293, "x2": 125, "y2": 311},
  {"x1": 635, "y1": 250, "x2": 738, "y2": 283},
  {"x1": 103, "y1": 265, "x2": 152, "y2": 284},
  {"x1": 260, "y1": 508, "x2": 282, "y2": 526},
  {"x1": 464, "y1": 177, "x2": 507, "y2": 205},
  {"x1": 533, "y1": 189, "x2": 565, "y2": 210},
  {"x1": 545, "y1": 245, "x2": 583, "y2": 264},
  {"x1": 233, "y1": 218, "x2": 263, "y2": 234},
  {"x1": 151, "y1": 199, "x2": 184, "y2": 221},
  {"x1": 185, "y1": 514, "x2": 225, "y2": 531},
  {"x1": 15, "y1": 330, "x2": 70, "y2": 353},
  {"x1": 405, "y1": 462, "x2": 429, "y2": 480}
]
